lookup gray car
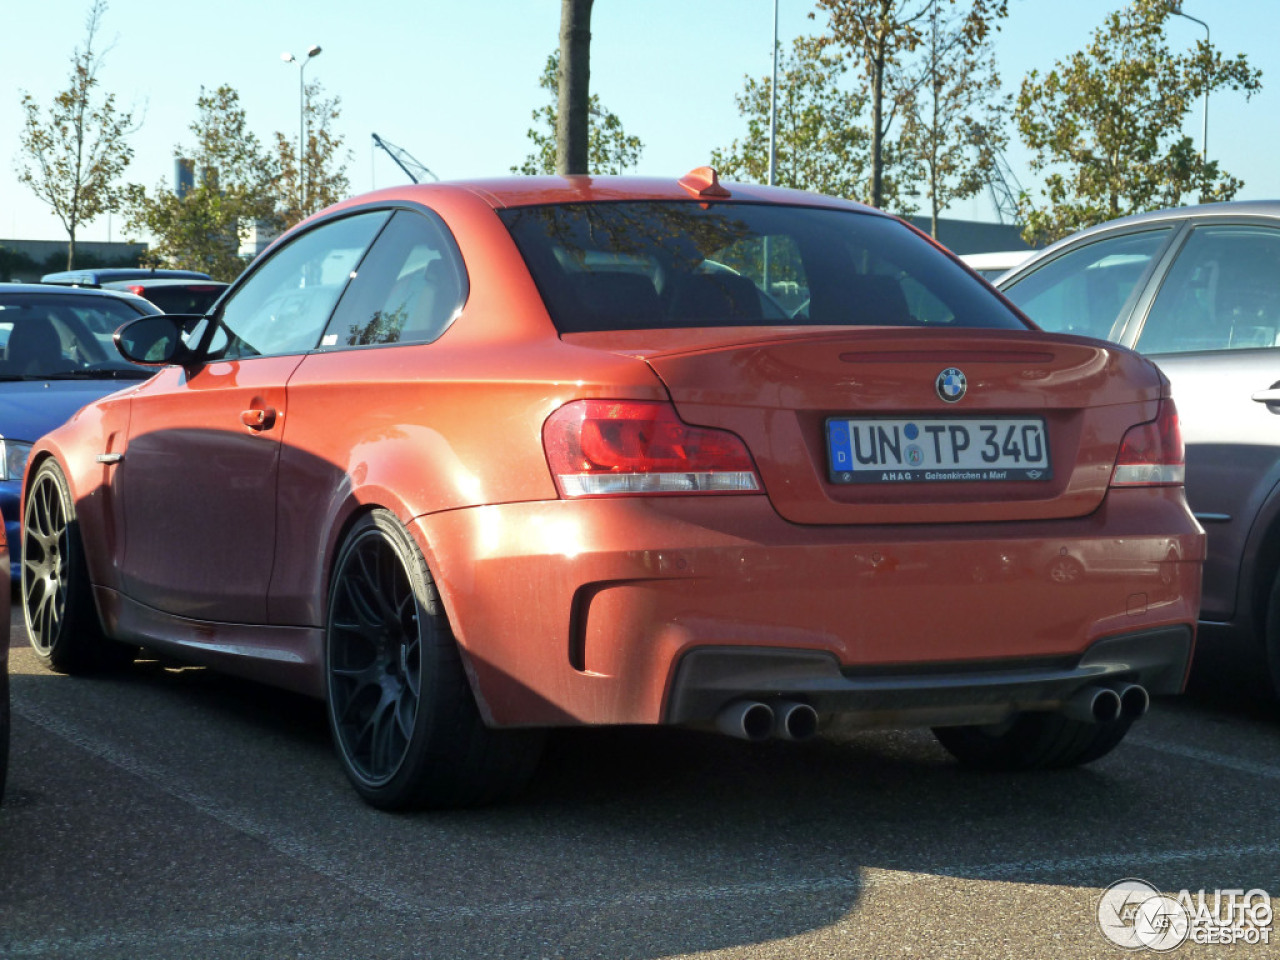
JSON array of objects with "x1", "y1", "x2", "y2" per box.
[{"x1": 996, "y1": 201, "x2": 1280, "y2": 695}]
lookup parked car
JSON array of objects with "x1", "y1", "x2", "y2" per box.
[
  {"x1": 996, "y1": 200, "x2": 1280, "y2": 696},
  {"x1": 21, "y1": 170, "x2": 1203, "y2": 809},
  {"x1": 40, "y1": 267, "x2": 212, "y2": 287},
  {"x1": 102, "y1": 278, "x2": 229, "y2": 316},
  {"x1": 1, "y1": 522, "x2": 8, "y2": 805},
  {"x1": 959, "y1": 250, "x2": 1035, "y2": 281},
  {"x1": 0, "y1": 284, "x2": 160, "y2": 579}
]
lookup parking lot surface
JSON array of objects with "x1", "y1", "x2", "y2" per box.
[{"x1": 3, "y1": 601, "x2": 1279, "y2": 959}]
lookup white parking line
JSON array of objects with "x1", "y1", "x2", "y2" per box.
[{"x1": 1130, "y1": 734, "x2": 1280, "y2": 781}]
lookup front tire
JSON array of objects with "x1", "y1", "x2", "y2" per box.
[
  {"x1": 325, "y1": 510, "x2": 543, "y2": 810},
  {"x1": 933, "y1": 711, "x2": 1134, "y2": 771},
  {"x1": 22, "y1": 459, "x2": 134, "y2": 673}
]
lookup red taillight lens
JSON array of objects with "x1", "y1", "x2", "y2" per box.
[
  {"x1": 1111, "y1": 399, "x2": 1185, "y2": 487},
  {"x1": 127, "y1": 284, "x2": 144, "y2": 296},
  {"x1": 543, "y1": 400, "x2": 762, "y2": 497}
]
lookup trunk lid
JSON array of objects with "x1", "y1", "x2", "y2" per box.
[{"x1": 563, "y1": 327, "x2": 1165, "y2": 525}]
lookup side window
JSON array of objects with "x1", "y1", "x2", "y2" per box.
[
  {"x1": 1136, "y1": 225, "x2": 1280, "y2": 354},
  {"x1": 1001, "y1": 228, "x2": 1173, "y2": 339},
  {"x1": 211, "y1": 211, "x2": 389, "y2": 360},
  {"x1": 319, "y1": 210, "x2": 468, "y2": 349}
]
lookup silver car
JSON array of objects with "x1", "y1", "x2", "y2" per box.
[{"x1": 996, "y1": 201, "x2": 1280, "y2": 695}]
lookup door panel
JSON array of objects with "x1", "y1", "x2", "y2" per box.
[{"x1": 117, "y1": 357, "x2": 301, "y2": 622}]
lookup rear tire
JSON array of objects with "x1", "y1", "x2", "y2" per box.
[
  {"x1": 325, "y1": 510, "x2": 543, "y2": 810},
  {"x1": 22, "y1": 460, "x2": 134, "y2": 673},
  {"x1": 933, "y1": 711, "x2": 1134, "y2": 771}
]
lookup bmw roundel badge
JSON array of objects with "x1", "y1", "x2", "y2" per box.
[{"x1": 936, "y1": 367, "x2": 967, "y2": 403}]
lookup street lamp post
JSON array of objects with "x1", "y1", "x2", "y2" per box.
[
  {"x1": 1171, "y1": 5, "x2": 1210, "y2": 186},
  {"x1": 281, "y1": 44, "x2": 322, "y2": 214}
]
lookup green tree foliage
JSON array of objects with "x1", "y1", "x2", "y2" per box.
[
  {"x1": 710, "y1": 36, "x2": 869, "y2": 199},
  {"x1": 15, "y1": 0, "x2": 134, "y2": 270},
  {"x1": 515, "y1": 51, "x2": 643, "y2": 175},
  {"x1": 122, "y1": 86, "x2": 276, "y2": 281},
  {"x1": 812, "y1": 0, "x2": 1005, "y2": 211},
  {"x1": 272, "y1": 81, "x2": 352, "y2": 228},
  {"x1": 898, "y1": 1, "x2": 1008, "y2": 237},
  {"x1": 1015, "y1": 0, "x2": 1262, "y2": 244}
]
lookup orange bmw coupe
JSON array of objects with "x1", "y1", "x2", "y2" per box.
[{"x1": 21, "y1": 170, "x2": 1204, "y2": 808}]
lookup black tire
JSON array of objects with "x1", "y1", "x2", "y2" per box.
[
  {"x1": 22, "y1": 460, "x2": 134, "y2": 673},
  {"x1": 932, "y1": 711, "x2": 1134, "y2": 771},
  {"x1": 1264, "y1": 570, "x2": 1280, "y2": 701},
  {"x1": 325, "y1": 510, "x2": 543, "y2": 810}
]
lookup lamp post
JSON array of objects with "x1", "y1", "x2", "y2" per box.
[
  {"x1": 281, "y1": 44, "x2": 322, "y2": 214},
  {"x1": 1171, "y1": 5, "x2": 1209, "y2": 186}
]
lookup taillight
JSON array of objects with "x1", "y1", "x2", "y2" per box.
[
  {"x1": 543, "y1": 400, "x2": 762, "y2": 497},
  {"x1": 1111, "y1": 399, "x2": 1185, "y2": 487},
  {"x1": 127, "y1": 284, "x2": 144, "y2": 296}
]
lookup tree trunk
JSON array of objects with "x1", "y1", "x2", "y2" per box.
[
  {"x1": 66, "y1": 233, "x2": 76, "y2": 271},
  {"x1": 556, "y1": 0, "x2": 594, "y2": 176}
]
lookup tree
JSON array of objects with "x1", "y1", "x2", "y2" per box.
[
  {"x1": 557, "y1": 0, "x2": 594, "y2": 175},
  {"x1": 813, "y1": 0, "x2": 1006, "y2": 211},
  {"x1": 1015, "y1": 0, "x2": 1262, "y2": 245},
  {"x1": 272, "y1": 81, "x2": 351, "y2": 227},
  {"x1": 15, "y1": 0, "x2": 134, "y2": 269},
  {"x1": 711, "y1": 36, "x2": 869, "y2": 199},
  {"x1": 515, "y1": 51, "x2": 643, "y2": 176},
  {"x1": 122, "y1": 86, "x2": 276, "y2": 281},
  {"x1": 898, "y1": 1, "x2": 1008, "y2": 237}
]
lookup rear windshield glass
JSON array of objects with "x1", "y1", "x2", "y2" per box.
[{"x1": 498, "y1": 201, "x2": 1028, "y2": 334}]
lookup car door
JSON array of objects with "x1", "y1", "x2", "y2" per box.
[
  {"x1": 115, "y1": 211, "x2": 389, "y2": 623},
  {"x1": 1126, "y1": 222, "x2": 1280, "y2": 622}
]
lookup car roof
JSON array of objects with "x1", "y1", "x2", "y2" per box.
[
  {"x1": 101, "y1": 278, "x2": 228, "y2": 290},
  {"x1": 322, "y1": 172, "x2": 878, "y2": 216},
  {"x1": 40, "y1": 267, "x2": 213, "y2": 286},
  {"x1": 1, "y1": 282, "x2": 160, "y2": 309}
]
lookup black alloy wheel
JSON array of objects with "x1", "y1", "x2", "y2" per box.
[{"x1": 325, "y1": 510, "x2": 543, "y2": 810}]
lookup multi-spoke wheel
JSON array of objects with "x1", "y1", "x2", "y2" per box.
[
  {"x1": 22, "y1": 459, "x2": 133, "y2": 673},
  {"x1": 325, "y1": 510, "x2": 543, "y2": 810}
]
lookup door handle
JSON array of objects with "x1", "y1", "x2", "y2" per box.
[
  {"x1": 1251, "y1": 383, "x2": 1280, "y2": 411},
  {"x1": 241, "y1": 406, "x2": 277, "y2": 430}
]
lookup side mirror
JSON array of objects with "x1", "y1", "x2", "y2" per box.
[{"x1": 113, "y1": 314, "x2": 203, "y2": 366}]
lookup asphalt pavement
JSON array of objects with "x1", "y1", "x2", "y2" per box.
[{"x1": 3, "y1": 599, "x2": 1280, "y2": 959}]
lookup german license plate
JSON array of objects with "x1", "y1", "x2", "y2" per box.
[{"x1": 826, "y1": 417, "x2": 1052, "y2": 484}]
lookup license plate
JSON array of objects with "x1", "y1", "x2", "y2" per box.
[{"x1": 826, "y1": 417, "x2": 1052, "y2": 484}]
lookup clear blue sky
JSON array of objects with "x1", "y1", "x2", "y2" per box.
[{"x1": 2, "y1": 0, "x2": 1275, "y2": 245}]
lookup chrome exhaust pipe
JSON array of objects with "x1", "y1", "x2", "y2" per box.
[
  {"x1": 772, "y1": 700, "x2": 819, "y2": 741},
  {"x1": 1063, "y1": 685, "x2": 1123, "y2": 724},
  {"x1": 716, "y1": 700, "x2": 775, "y2": 742},
  {"x1": 1113, "y1": 683, "x2": 1150, "y2": 719}
]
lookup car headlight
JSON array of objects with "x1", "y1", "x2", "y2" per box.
[{"x1": 1, "y1": 439, "x2": 33, "y2": 482}]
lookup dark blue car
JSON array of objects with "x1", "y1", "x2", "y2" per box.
[{"x1": 1, "y1": 284, "x2": 160, "y2": 579}]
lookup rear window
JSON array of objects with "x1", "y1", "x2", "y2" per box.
[{"x1": 498, "y1": 201, "x2": 1028, "y2": 334}]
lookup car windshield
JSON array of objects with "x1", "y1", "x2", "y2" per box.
[
  {"x1": 0, "y1": 294, "x2": 154, "y2": 380},
  {"x1": 499, "y1": 201, "x2": 1029, "y2": 334}
]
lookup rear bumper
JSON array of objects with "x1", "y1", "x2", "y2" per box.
[
  {"x1": 666, "y1": 627, "x2": 1193, "y2": 729},
  {"x1": 415, "y1": 490, "x2": 1204, "y2": 728}
]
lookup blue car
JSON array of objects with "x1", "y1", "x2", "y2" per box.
[{"x1": 1, "y1": 284, "x2": 160, "y2": 579}]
